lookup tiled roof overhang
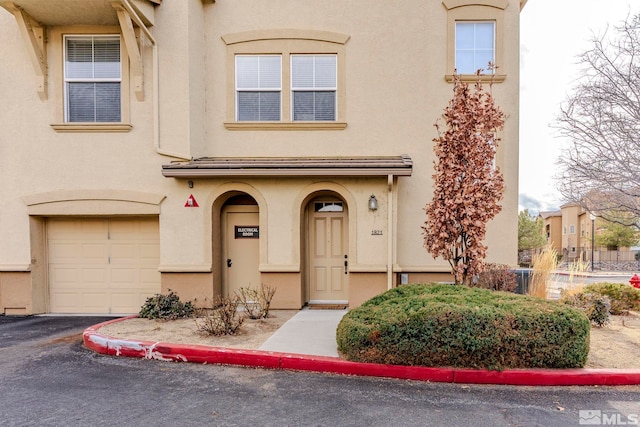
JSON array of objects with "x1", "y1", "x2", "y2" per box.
[{"x1": 162, "y1": 156, "x2": 413, "y2": 178}]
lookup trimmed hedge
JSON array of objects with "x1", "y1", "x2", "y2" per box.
[{"x1": 336, "y1": 283, "x2": 590, "y2": 370}]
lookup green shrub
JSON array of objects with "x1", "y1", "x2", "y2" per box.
[
  {"x1": 560, "y1": 291, "x2": 611, "y2": 327},
  {"x1": 473, "y1": 263, "x2": 517, "y2": 292},
  {"x1": 139, "y1": 290, "x2": 195, "y2": 320},
  {"x1": 336, "y1": 283, "x2": 590, "y2": 370},
  {"x1": 583, "y1": 282, "x2": 640, "y2": 315}
]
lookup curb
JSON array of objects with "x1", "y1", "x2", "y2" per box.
[{"x1": 83, "y1": 316, "x2": 640, "y2": 387}]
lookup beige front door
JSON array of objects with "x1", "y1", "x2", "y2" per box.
[
  {"x1": 308, "y1": 201, "x2": 348, "y2": 302},
  {"x1": 223, "y1": 205, "x2": 260, "y2": 297}
]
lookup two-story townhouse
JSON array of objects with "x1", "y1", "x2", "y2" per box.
[{"x1": 0, "y1": 0, "x2": 523, "y2": 315}]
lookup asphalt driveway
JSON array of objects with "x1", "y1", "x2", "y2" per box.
[
  {"x1": 1, "y1": 315, "x2": 640, "y2": 426},
  {"x1": 0, "y1": 315, "x2": 117, "y2": 348}
]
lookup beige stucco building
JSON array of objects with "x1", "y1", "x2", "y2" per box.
[{"x1": 0, "y1": 0, "x2": 524, "y2": 315}]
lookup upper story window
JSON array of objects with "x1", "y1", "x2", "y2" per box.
[
  {"x1": 442, "y1": 0, "x2": 508, "y2": 83},
  {"x1": 222, "y1": 29, "x2": 349, "y2": 130},
  {"x1": 236, "y1": 55, "x2": 282, "y2": 121},
  {"x1": 64, "y1": 35, "x2": 121, "y2": 123},
  {"x1": 455, "y1": 22, "x2": 495, "y2": 74},
  {"x1": 291, "y1": 55, "x2": 337, "y2": 121}
]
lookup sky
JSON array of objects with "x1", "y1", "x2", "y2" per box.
[{"x1": 519, "y1": 0, "x2": 636, "y2": 214}]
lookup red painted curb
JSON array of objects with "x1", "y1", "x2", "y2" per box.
[{"x1": 83, "y1": 317, "x2": 640, "y2": 386}]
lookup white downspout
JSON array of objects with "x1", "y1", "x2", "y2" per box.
[
  {"x1": 387, "y1": 174, "x2": 394, "y2": 290},
  {"x1": 119, "y1": 0, "x2": 191, "y2": 160}
]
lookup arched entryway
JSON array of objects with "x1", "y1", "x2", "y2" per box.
[
  {"x1": 221, "y1": 194, "x2": 260, "y2": 297},
  {"x1": 305, "y1": 195, "x2": 349, "y2": 304}
]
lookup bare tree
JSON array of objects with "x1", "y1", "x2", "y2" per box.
[
  {"x1": 556, "y1": 12, "x2": 640, "y2": 227},
  {"x1": 423, "y1": 72, "x2": 505, "y2": 285}
]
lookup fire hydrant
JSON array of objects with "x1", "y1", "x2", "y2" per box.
[{"x1": 630, "y1": 274, "x2": 640, "y2": 289}]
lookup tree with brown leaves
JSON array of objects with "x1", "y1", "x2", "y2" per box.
[{"x1": 423, "y1": 73, "x2": 505, "y2": 285}]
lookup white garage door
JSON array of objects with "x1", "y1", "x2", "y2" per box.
[{"x1": 48, "y1": 218, "x2": 160, "y2": 314}]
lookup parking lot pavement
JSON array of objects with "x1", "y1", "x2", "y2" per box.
[{"x1": 0, "y1": 315, "x2": 117, "y2": 348}]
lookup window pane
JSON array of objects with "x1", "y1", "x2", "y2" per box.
[
  {"x1": 293, "y1": 91, "x2": 314, "y2": 121},
  {"x1": 67, "y1": 82, "x2": 95, "y2": 122},
  {"x1": 259, "y1": 92, "x2": 280, "y2": 120},
  {"x1": 237, "y1": 55, "x2": 281, "y2": 89},
  {"x1": 475, "y1": 23, "x2": 494, "y2": 49},
  {"x1": 95, "y1": 82, "x2": 121, "y2": 122},
  {"x1": 259, "y1": 56, "x2": 281, "y2": 89},
  {"x1": 93, "y1": 37, "x2": 120, "y2": 79},
  {"x1": 66, "y1": 38, "x2": 93, "y2": 79},
  {"x1": 456, "y1": 52, "x2": 475, "y2": 74},
  {"x1": 238, "y1": 91, "x2": 280, "y2": 121},
  {"x1": 475, "y1": 50, "x2": 494, "y2": 72},
  {"x1": 292, "y1": 56, "x2": 314, "y2": 87},
  {"x1": 293, "y1": 91, "x2": 335, "y2": 121},
  {"x1": 67, "y1": 82, "x2": 121, "y2": 122},
  {"x1": 236, "y1": 56, "x2": 259, "y2": 88},
  {"x1": 315, "y1": 91, "x2": 336, "y2": 120},
  {"x1": 314, "y1": 56, "x2": 336, "y2": 88},
  {"x1": 455, "y1": 23, "x2": 475, "y2": 50}
]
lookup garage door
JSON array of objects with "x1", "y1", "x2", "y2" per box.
[{"x1": 48, "y1": 218, "x2": 160, "y2": 314}]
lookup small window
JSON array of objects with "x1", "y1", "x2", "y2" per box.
[
  {"x1": 291, "y1": 55, "x2": 337, "y2": 121},
  {"x1": 563, "y1": 226, "x2": 567, "y2": 235},
  {"x1": 236, "y1": 55, "x2": 282, "y2": 121},
  {"x1": 315, "y1": 202, "x2": 343, "y2": 212},
  {"x1": 570, "y1": 225, "x2": 575, "y2": 234},
  {"x1": 64, "y1": 35, "x2": 121, "y2": 122},
  {"x1": 455, "y1": 22, "x2": 495, "y2": 74}
]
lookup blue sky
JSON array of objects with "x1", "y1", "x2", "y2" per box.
[{"x1": 519, "y1": 0, "x2": 636, "y2": 214}]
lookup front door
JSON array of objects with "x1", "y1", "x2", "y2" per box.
[
  {"x1": 308, "y1": 200, "x2": 348, "y2": 302},
  {"x1": 223, "y1": 205, "x2": 260, "y2": 297}
]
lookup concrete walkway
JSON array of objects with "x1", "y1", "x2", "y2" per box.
[{"x1": 258, "y1": 308, "x2": 347, "y2": 357}]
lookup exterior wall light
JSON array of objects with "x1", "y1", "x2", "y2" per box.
[{"x1": 368, "y1": 194, "x2": 378, "y2": 211}]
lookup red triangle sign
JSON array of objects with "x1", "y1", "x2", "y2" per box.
[{"x1": 185, "y1": 194, "x2": 199, "y2": 207}]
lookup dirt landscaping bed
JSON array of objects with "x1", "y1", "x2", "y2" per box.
[{"x1": 96, "y1": 310, "x2": 640, "y2": 369}]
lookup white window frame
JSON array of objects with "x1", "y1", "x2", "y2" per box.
[
  {"x1": 455, "y1": 21, "x2": 495, "y2": 75},
  {"x1": 235, "y1": 55, "x2": 282, "y2": 121},
  {"x1": 63, "y1": 35, "x2": 122, "y2": 123},
  {"x1": 290, "y1": 54, "x2": 337, "y2": 122}
]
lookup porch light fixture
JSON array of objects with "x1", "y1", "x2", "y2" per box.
[
  {"x1": 188, "y1": 180, "x2": 194, "y2": 188},
  {"x1": 368, "y1": 194, "x2": 378, "y2": 211}
]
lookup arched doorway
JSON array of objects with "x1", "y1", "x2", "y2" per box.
[
  {"x1": 305, "y1": 196, "x2": 349, "y2": 304},
  {"x1": 221, "y1": 194, "x2": 260, "y2": 297}
]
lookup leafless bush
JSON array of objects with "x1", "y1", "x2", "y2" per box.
[
  {"x1": 473, "y1": 263, "x2": 517, "y2": 292},
  {"x1": 236, "y1": 284, "x2": 277, "y2": 319},
  {"x1": 195, "y1": 295, "x2": 245, "y2": 336}
]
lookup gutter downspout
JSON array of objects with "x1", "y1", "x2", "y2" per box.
[
  {"x1": 119, "y1": 0, "x2": 191, "y2": 160},
  {"x1": 387, "y1": 174, "x2": 393, "y2": 290}
]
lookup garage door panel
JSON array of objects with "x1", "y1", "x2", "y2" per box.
[{"x1": 48, "y1": 218, "x2": 160, "y2": 314}]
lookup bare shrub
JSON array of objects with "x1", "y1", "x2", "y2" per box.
[
  {"x1": 195, "y1": 295, "x2": 245, "y2": 336},
  {"x1": 236, "y1": 284, "x2": 277, "y2": 319},
  {"x1": 473, "y1": 263, "x2": 517, "y2": 292}
]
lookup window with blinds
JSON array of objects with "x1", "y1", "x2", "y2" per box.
[
  {"x1": 291, "y1": 55, "x2": 336, "y2": 121},
  {"x1": 64, "y1": 36, "x2": 121, "y2": 123},
  {"x1": 236, "y1": 55, "x2": 281, "y2": 121},
  {"x1": 455, "y1": 22, "x2": 495, "y2": 74}
]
